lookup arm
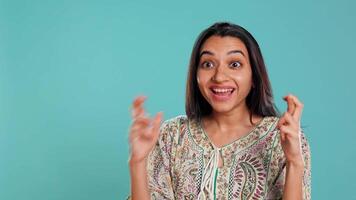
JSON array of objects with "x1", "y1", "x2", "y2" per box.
[
  {"x1": 127, "y1": 96, "x2": 163, "y2": 200},
  {"x1": 278, "y1": 94, "x2": 312, "y2": 200},
  {"x1": 129, "y1": 121, "x2": 175, "y2": 200},
  {"x1": 127, "y1": 96, "x2": 176, "y2": 199},
  {"x1": 282, "y1": 161, "x2": 304, "y2": 200},
  {"x1": 283, "y1": 129, "x2": 311, "y2": 200},
  {"x1": 266, "y1": 130, "x2": 311, "y2": 200},
  {"x1": 129, "y1": 159, "x2": 150, "y2": 200}
]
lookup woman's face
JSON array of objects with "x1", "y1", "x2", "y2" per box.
[{"x1": 197, "y1": 35, "x2": 253, "y2": 114}]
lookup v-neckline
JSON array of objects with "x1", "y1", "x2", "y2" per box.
[{"x1": 198, "y1": 116, "x2": 267, "y2": 150}]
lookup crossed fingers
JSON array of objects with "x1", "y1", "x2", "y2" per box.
[{"x1": 277, "y1": 94, "x2": 304, "y2": 140}]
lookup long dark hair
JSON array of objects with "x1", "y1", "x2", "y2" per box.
[{"x1": 185, "y1": 22, "x2": 280, "y2": 123}]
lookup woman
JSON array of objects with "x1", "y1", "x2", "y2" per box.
[{"x1": 128, "y1": 22, "x2": 311, "y2": 200}]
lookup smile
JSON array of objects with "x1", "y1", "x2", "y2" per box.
[
  {"x1": 209, "y1": 87, "x2": 235, "y2": 101},
  {"x1": 211, "y1": 88, "x2": 234, "y2": 94}
]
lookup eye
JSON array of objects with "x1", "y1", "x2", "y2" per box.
[
  {"x1": 230, "y1": 61, "x2": 242, "y2": 69},
  {"x1": 201, "y1": 61, "x2": 214, "y2": 68}
]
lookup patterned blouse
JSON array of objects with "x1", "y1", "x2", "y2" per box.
[{"x1": 128, "y1": 115, "x2": 311, "y2": 200}]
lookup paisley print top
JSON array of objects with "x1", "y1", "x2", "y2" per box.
[{"x1": 129, "y1": 115, "x2": 311, "y2": 200}]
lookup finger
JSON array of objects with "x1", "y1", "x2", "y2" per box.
[
  {"x1": 279, "y1": 125, "x2": 299, "y2": 139},
  {"x1": 129, "y1": 117, "x2": 150, "y2": 141},
  {"x1": 277, "y1": 115, "x2": 287, "y2": 142},
  {"x1": 132, "y1": 106, "x2": 145, "y2": 119},
  {"x1": 283, "y1": 112, "x2": 297, "y2": 129},
  {"x1": 287, "y1": 95, "x2": 304, "y2": 121},
  {"x1": 131, "y1": 96, "x2": 147, "y2": 118},
  {"x1": 277, "y1": 112, "x2": 297, "y2": 130},
  {"x1": 131, "y1": 117, "x2": 150, "y2": 131},
  {"x1": 143, "y1": 112, "x2": 163, "y2": 140},
  {"x1": 132, "y1": 95, "x2": 147, "y2": 111},
  {"x1": 132, "y1": 95, "x2": 146, "y2": 107},
  {"x1": 277, "y1": 112, "x2": 288, "y2": 128},
  {"x1": 283, "y1": 94, "x2": 295, "y2": 116},
  {"x1": 280, "y1": 131, "x2": 286, "y2": 142},
  {"x1": 150, "y1": 112, "x2": 163, "y2": 143}
]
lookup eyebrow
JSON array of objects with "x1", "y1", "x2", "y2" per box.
[{"x1": 199, "y1": 50, "x2": 245, "y2": 58}]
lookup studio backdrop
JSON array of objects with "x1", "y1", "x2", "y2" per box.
[{"x1": 1, "y1": 0, "x2": 355, "y2": 199}]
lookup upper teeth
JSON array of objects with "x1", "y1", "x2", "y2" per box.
[{"x1": 212, "y1": 88, "x2": 233, "y2": 93}]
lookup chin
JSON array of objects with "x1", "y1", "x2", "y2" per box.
[{"x1": 210, "y1": 104, "x2": 235, "y2": 114}]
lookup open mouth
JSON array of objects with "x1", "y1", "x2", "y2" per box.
[
  {"x1": 209, "y1": 87, "x2": 235, "y2": 101},
  {"x1": 210, "y1": 88, "x2": 235, "y2": 95}
]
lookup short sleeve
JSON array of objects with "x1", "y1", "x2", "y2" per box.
[
  {"x1": 300, "y1": 131, "x2": 312, "y2": 200},
  {"x1": 266, "y1": 130, "x2": 312, "y2": 200},
  {"x1": 146, "y1": 119, "x2": 176, "y2": 199},
  {"x1": 126, "y1": 117, "x2": 181, "y2": 199}
]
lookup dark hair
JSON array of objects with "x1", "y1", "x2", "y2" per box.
[{"x1": 185, "y1": 22, "x2": 280, "y2": 123}]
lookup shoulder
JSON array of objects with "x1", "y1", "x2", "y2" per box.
[
  {"x1": 261, "y1": 116, "x2": 281, "y2": 139},
  {"x1": 162, "y1": 115, "x2": 188, "y2": 125},
  {"x1": 160, "y1": 115, "x2": 188, "y2": 130},
  {"x1": 158, "y1": 115, "x2": 188, "y2": 138}
]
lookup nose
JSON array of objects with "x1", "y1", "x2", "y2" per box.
[{"x1": 212, "y1": 66, "x2": 229, "y2": 82}]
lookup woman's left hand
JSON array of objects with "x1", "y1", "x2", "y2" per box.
[{"x1": 277, "y1": 94, "x2": 305, "y2": 166}]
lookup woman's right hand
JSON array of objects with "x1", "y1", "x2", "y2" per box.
[{"x1": 128, "y1": 95, "x2": 163, "y2": 164}]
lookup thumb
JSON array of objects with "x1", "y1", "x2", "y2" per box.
[
  {"x1": 280, "y1": 131, "x2": 286, "y2": 142},
  {"x1": 150, "y1": 112, "x2": 163, "y2": 143}
]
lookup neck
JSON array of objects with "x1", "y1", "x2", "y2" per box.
[{"x1": 207, "y1": 104, "x2": 256, "y2": 132}]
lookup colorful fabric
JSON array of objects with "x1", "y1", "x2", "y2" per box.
[{"x1": 129, "y1": 115, "x2": 311, "y2": 200}]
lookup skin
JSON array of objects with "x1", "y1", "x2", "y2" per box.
[
  {"x1": 279, "y1": 94, "x2": 305, "y2": 200},
  {"x1": 129, "y1": 96, "x2": 162, "y2": 200},
  {"x1": 128, "y1": 36, "x2": 305, "y2": 200},
  {"x1": 197, "y1": 36, "x2": 263, "y2": 151}
]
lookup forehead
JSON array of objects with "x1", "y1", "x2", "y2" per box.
[{"x1": 200, "y1": 35, "x2": 249, "y2": 56}]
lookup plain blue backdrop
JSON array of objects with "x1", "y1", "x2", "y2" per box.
[{"x1": 1, "y1": 0, "x2": 355, "y2": 199}]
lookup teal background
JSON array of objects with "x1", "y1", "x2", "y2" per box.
[{"x1": 1, "y1": 0, "x2": 355, "y2": 199}]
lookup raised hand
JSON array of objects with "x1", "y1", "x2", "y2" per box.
[
  {"x1": 128, "y1": 95, "x2": 163, "y2": 164},
  {"x1": 277, "y1": 94, "x2": 304, "y2": 166}
]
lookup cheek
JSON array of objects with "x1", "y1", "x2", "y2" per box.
[
  {"x1": 231, "y1": 72, "x2": 253, "y2": 87},
  {"x1": 197, "y1": 71, "x2": 209, "y2": 85},
  {"x1": 196, "y1": 71, "x2": 211, "y2": 94},
  {"x1": 232, "y1": 73, "x2": 244, "y2": 80},
  {"x1": 196, "y1": 77, "x2": 204, "y2": 93},
  {"x1": 231, "y1": 73, "x2": 248, "y2": 82}
]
